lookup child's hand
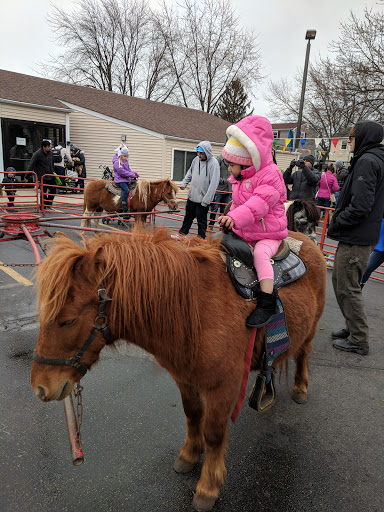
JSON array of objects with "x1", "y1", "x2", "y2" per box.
[{"x1": 218, "y1": 215, "x2": 234, "y2": 229}]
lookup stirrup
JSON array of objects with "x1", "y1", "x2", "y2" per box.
[{"x1": 248, "y1": 373, "x2": 276, "y2": 413}]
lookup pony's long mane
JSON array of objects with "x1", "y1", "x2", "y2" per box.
[{"x1": 37, "y1": 229, "x2": 221, "y2": 365}]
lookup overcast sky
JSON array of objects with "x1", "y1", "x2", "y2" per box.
[{"x1": 0, "y1": 0, "x2": 381, "y2": 118}]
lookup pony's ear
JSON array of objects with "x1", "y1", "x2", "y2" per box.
[
  {"x1": 56, "y1": 231, "x2": 70, "y2": 239},
  {"x1": 72, "y1": 248, "x2": 105, "y2": 281}
]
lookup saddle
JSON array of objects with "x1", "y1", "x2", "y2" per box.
[
  {"x1": 105, "y1": 179, "x2": 137, "y2": 196},
  {"x1": 220, "y1": 230, "x2": 307, "y2": 301}
]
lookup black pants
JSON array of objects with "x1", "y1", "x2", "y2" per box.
[
  {"x1": 40, "y1": 182, "x2": 56, "y2": 207},
  {"x1": 179, "y1": 199, "x2": 209, "y2": 239},
  {"x1": 78, "y1": 171, "x2": 86, "y2": 191},
  {"x1": 54, "y1": 165, "x2": 66, "y2": 187},
  {"x1": 6, "y1": 191, "x2": 15, "y2": 207}
]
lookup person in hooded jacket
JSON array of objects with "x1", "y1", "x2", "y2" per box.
[
  {"x1": 218, "y1": 115, "x2": 288, "y2": 328},
  {"x1": 328, "y1": 120, "x2": 384, "y2": 355},
  {"x1": 283, "y1": 154, "x2": 321, "y2": 200},
  {"x1": 112, "y1": 146, "x2": 139, "y2": 212},
  {"x1": 179, "y1": 141, "x2": 220, "y2": 239},
  {"x1": 2, "y1": 167, "x2": 18, "y2": 207},
  {"x1": 334, "y1": 160, "x2": 348, "y2": 206}
]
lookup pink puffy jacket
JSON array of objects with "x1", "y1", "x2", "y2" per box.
[
  {"x1": 317, "y1": 171, "x2": 339, "y2": 199},
  {"x1": 226, "y1": 116, "x2": 288, "y2": 243}
]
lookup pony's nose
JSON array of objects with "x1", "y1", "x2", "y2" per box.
[
  {"x1": 37, "y1": 386, "x2": 47, "y2": 400},
  {"x1": 300, "y1": 219, "x2": 307, "y2": 225}
]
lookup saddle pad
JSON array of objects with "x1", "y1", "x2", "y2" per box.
[
  {"x1": 226, "y1": 251, "x2": 307, "y2": 300},
  {"x1": 264, "y1": 298, "x2": 291, "y2": 383},
  {"x1": 105, "y1": 181, "x2": 122, "y2": 196}
]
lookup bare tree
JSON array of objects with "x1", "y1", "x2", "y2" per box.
[
  {"x1": 266, "y1": 7, "x2": 384, "y2": 155},
  {"x1": 265, "y1": 57, "x2": 377, "y2": 157},
  {"x1": 154, "y1": 0, "x2": 261, "y2": 113},
  {"x1": 330, "y1": 8, "x2": 384, "y2": 118}
]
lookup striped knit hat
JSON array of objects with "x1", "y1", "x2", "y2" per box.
[{"x1": 222, "y1": 136, "x2": 253, "y2": 167}]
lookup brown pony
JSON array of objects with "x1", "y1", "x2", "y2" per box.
[
  {"x1": 81, "y1": 178, "x2": 178, "y2": 228},
  {"x1": 31, "y1": 228, "x2": 326, "y2": 511}
]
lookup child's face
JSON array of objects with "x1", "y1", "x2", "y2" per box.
[
  {"x1": 120, "y1": 154, "x2": 129, "y2": 162},
  {"x1": 228, "y1": 162, "x2": 242, "y2": 177},
  {"x1": 8, "y1": 173, "x2": 14, "y2": 178}
]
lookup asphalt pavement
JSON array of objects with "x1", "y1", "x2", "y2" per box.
[{"x1": 0, "y1": 209, "x2": 383, "y2": 512}]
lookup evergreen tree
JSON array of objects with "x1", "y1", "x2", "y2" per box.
[{"x1": 214, "y1": 78, "x2": 254, "y2": 123}]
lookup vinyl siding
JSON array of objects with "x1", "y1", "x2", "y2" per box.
[
  {"x1": 69, "y1": 109, "x2": 165, "y2": 180},
  {"x1": 0, "y1": 103, "x2": 66, "y2": 125},
  {"x1": 164, "y1": 138, "x2": 224, "y2": 182}
]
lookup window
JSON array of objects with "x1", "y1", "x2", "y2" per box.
[
  {"x1": 341, "y1": 140, "x2": 348, "y2": 150},
  {"x1": 172, "y1": 149, "x2": 196, "y2": 181},
  {"x1": 272, "y1": 130, "x2": 279, "y2": 139},
  {"x1": 300, "y1": 131, "x2": 306, "y2": 139}
]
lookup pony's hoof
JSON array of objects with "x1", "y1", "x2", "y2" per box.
[
  {"x1": 173, "y1": 456, "x2": 196, "y2": 473},
  {"x1": 291, "y1": 391, "x2": 307, "y2": 404},
  {"x1": 192, "y1": 494, "x2": 216, "y2": 511}
]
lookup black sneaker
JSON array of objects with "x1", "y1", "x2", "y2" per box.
[
  {"x1": 333, "y1": 338, "x2": 369, "y2": 355},
  {"x1": 331, "y1": 328, "x2": 350, "y2": 339}
]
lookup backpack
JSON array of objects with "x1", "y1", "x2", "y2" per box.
[{"x1": 52, "y1": 147, "x2": 62, "y2": 164}]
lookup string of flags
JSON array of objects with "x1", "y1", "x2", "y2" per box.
[{"x1": 273, "y1": 136, "x2": 346, "y2": 154}]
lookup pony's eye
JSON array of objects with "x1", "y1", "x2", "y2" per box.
[{"x1": 59, "y1": 318, "x2": 77, "y2": 328}]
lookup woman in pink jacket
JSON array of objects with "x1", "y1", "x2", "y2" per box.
[
  {"x1": 317, "y1": 164, "x2": 339, "y2": 209},
  {"x1": 218, "y1": 115, "x2": 288, "y2": 328}
]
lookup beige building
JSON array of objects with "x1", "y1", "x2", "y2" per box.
[{"x1": 0, "y1": 69, "x2": 230, "y2": 182}]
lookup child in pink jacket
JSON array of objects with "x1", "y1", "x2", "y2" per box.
[{"x1": 218, "y1": 115, "x2": 288, "y2": 328}]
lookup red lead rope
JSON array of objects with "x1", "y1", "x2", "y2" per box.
[{"x1": 231, "y1": 327, "x2": 257, "y2": 423}]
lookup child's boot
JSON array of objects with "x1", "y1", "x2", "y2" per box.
[
  {"x1": 120, "y1": 200, "x2": 128, "y2": 212},
  {"x1": 246, "y1": 289, "x2": 279, "y2": 328}
]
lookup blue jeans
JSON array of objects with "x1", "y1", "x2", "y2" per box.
[
  {"x1": 362, "y1": 250, "x2": 384, "y2": 284},
  {"x1": 209, "y1": 192, "x2": 231, "y2": 226},
  {"x1": 317, "y1": 197, "x2": 331, "y2": 208},
  {"x1": 119, "y1": 181, "x2": 129, "y2": 202}
]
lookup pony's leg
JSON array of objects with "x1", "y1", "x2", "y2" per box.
[
  {"x1": 174, "y1": 382, "x2": 204, "y2": 473},
  {"x1": 291, "y1": 330, "x2": 315, "y2": 404},
  {"x1": 93, "y1": 211, "x2": 100, "y2": 230},
  {"x1": 193, "y1": 384, "x2": 236, "y2": 511},
  {"x1": 81, "y1": 208, "x2": 92, "y2": 229}
]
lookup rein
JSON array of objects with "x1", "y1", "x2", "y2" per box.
[{"x1": 33, "y1": 284, "x2": 113, "y2": 376}]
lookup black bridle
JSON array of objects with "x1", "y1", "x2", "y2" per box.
[{"x1": 33, "y1": 284, "x2": 113, "y2": 376}]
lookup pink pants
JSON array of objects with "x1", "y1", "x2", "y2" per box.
[{"x1": 251, "y1": 239, "x2": 282, "y2": 281}]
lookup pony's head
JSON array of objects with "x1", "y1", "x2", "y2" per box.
[
  {"x1": 286, "y1": 198, "x2": 319, "y2": 240},
  {"x1": 161, "y1": 179, "x2": 178, "y2": 210},
  {"x1": 31, "y1": 233, "x2": 108, "y2": 402}
]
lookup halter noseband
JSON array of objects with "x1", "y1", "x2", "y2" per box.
[{"x1": 33, "y1": 284, "x2": 113, "y2": 376}]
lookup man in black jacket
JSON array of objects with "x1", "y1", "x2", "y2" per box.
[
  {"x1": 70, "y1": 144, "x2": 86, "y2": 192},
  {"x1": 283, "y1": 154, "x2": 320, "y2": 199},
  {"x1": 27, "y1": 139, "x2": 56, "y2": 209},
  {"x1": 329, "y1": 120, "x2": 384, "y2": 355}
]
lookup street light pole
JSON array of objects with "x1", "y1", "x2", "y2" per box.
[{"x1": 294, "y1": 29, "x2": 316, "y2": 151}]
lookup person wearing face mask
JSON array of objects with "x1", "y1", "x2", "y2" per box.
[{"x1": 328, "y1": 121, "x2": 384, "y2": 355}]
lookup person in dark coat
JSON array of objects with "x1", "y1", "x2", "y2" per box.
[
  {"x1": 70, "y1": 144, "x2": 86, "y2": 191},
  {"x1": 2, "y1": 167, "x2": 18, "y2": 207},
  {"x1": 283, "y1": 154, "x2": 321, "y2": 199},
  {"x1": 208, "y1": 155, "x2": 232, "y2": 227},
  {"x1": 334, "y1": 160, "x2": 348, "y2": 206},
  {"x1": 328, "y1": 120, "x2": 384, "y2": 355},
  {"x1": 27, "y1": 140, "x2": 56, "y2": 209}
]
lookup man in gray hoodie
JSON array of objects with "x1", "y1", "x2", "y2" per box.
[{"x1": 179, "y1": 140, "x2": 220, "y2": 239}]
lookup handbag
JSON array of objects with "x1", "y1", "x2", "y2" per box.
[{"x1": 324, "y1": 174, "x2": 336, "y2": 203}]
